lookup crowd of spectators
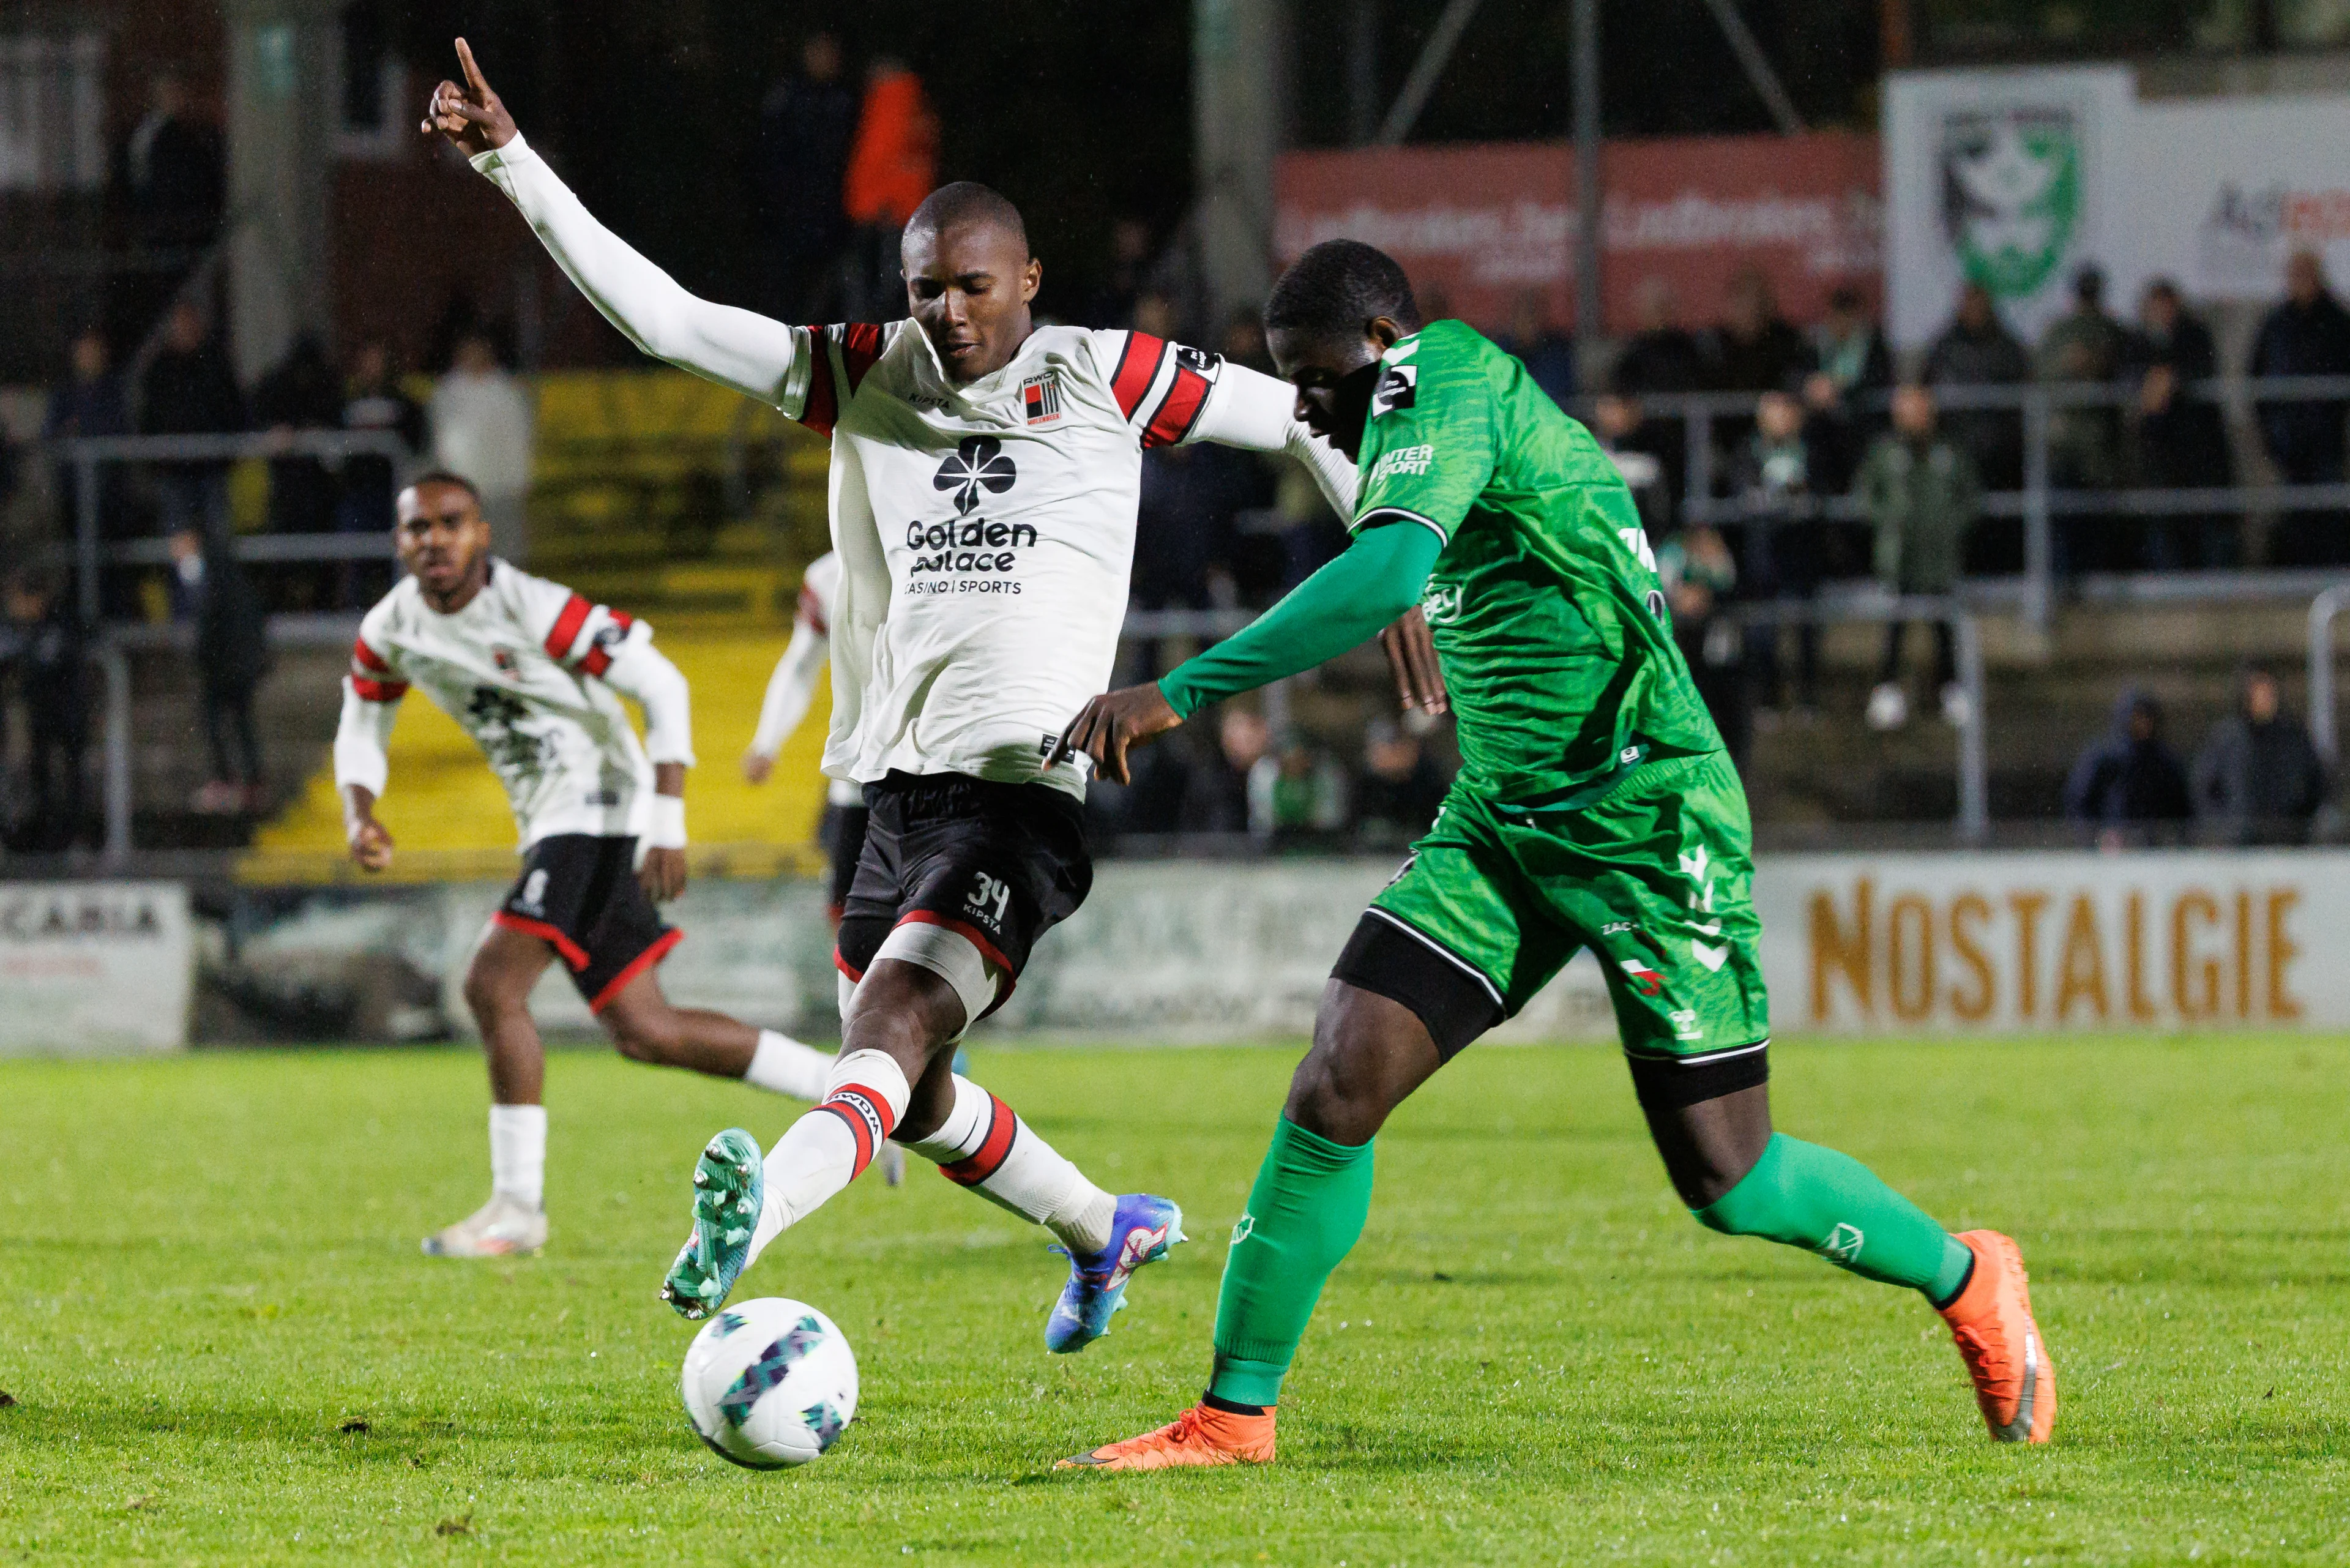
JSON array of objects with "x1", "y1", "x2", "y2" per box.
[{"x1": 2066, "y1": 669, "x2": 2328, "y2": 849}]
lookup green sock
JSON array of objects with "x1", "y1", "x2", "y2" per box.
[
  {"x1": 1695, "y1": 1132, "x2": 1974, "y2": 1304},
  {"x1": 1206, "y1": 1116, "x2": 1376, "y2": 1408}
]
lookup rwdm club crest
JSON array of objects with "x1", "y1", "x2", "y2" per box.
[{"x1": 1938, "y1": 106, "x2": 2080, "y2": 300}]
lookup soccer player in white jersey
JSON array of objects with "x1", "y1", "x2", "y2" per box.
[
  {"x1": 742, "y1": 551, "x2": 868, "y2": 925},
  {"x1": 427, "y1": 42, "x2": 1367, "y2": 1350},
  {"x1": 338, "y1": 472, "x2": 847, "y2": 1256}
]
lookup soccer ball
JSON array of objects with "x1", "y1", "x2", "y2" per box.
[{"x1": 680, "y1": 1297, "x2": 859, "y2": 1469}]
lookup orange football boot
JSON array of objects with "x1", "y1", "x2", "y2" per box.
[
  {"x1": 1938, "y1": 1229, "x2": 2056, "y2": 1443},
  {"x1": 1056, "y1": 1403, "x2": 1277, "y2": 1471}
]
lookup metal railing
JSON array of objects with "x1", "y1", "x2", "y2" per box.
[
  {"x1": 47, "y1": 428, "x2": 414, "y2": 625},
  {"x1": 1726, "y1": 595, "x2": 1988, "y2": 843},
  {"x1": 1624, "y1": 373, "x2": 2350, "y2": 633}
]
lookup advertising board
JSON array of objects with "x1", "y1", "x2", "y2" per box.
[{"x1": 0, "y1": 881, "x2": 192, "y2": 1053}]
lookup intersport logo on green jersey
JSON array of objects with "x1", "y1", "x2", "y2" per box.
[{"x1": 1369, "y1": 443, "x2": 1434, "y2": 483}]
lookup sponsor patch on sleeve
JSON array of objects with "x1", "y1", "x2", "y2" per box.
[{"x1": 1370, "y1": 361, "x2": 1417, "y2": 419}]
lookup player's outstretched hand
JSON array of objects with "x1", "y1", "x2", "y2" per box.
[
  {"x1": 640, "y1": 846, "x2": 688, "y2": 902},
  {"x1": 1054, "y1": 685, "x2": 1181, "y2": 787},
  {"x1": 346, "y1": 813, "x2": 395, "y2": 873},
  {"x1": 422, "y1": 38, "x2": 516, "y2": 156},
  {"x1": 741, "y1": 752, "x2": 774, "y2": 785},
  {"x1": 1381, "y1": 605, "x2": 1447, "y2": 715}
]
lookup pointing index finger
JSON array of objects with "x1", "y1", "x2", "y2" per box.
[{"x1": 455, "y1": 37, "x2": 488, "y2": 95}]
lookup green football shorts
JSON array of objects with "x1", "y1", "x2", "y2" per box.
[{"x1": 1360, "y1": 750, "x2": 1769, "y2": 1063}]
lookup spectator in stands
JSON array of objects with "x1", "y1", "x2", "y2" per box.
[
  {"x1": 1656, "y1": 523, "x2": 1747, "y2": 769},
  {"x1": 753, "y1": 31, "x2": 856, "y2": 322},
  {"x1": 841, "y1": 58, "x2": 938, "y2": 320},
  {"x1": 1706, "y1": 264, "x2": 1813, "y2": 395},
  {"x1": 2193, "y1": 665, "x2": 2327, "y2": 846},
  {"x1": 1731, "y1": 389, "x2": 1822, "y2": 720},
  {"x1": 2251, "y1": 248, "x2": 2350, "y2": 567},
  {"x1": 1592, "y1": 392, "x2": 1672, "y2": 533},
  {"x1": 1262, "y1": 735, "x2": 1348, "y2": 840},
  {"x1": 252, "y1": 332, "x2": 342, "y2": 540},
  {"x1": 1613, "y1": 276, "x2": 1708, "y2": 396},
  {"x1": 335, "y1": 338, "x2": 423, "y2": 606},
  {"x1": 0, "y1": 567, "x2": 89, "y2": 852},
  {"x1": 122, "y1": 69, "x2": 223, "y2": 248},
  {"x1": 428, "y1": 334, "x2": 534, "y2": 564},
  {"x1": 1922, "y1": 281, "x2": 2029, "y2": 491},
  {"x1": 1858, "y1": 386, "x2": 1979, "y2": 732},
  {"x1": 1353, "y1": 718, "x2": 1449, "y2": 848},
  {"x1": 1800, "y1": 284, "x2": 1890, "y2": 498},
  {"x1": 1612, "y1": 277, "x2": 1708, "y2": 513},
  {"x1": 140, "y1": 298, "x2": 245, "y2": 542},
  {"x1": 1086, "y1": 217, "x2": 1158, "y2": 329},
  {"x1": 1496, "y1": 289, "x2": 1575, "y2": 408},
  {"x1": 1182, "y1": 706, "x2": 1270, "y2": 835},
  {"x1": 2035, "y1": 263, "x2": 2130, "y2": 574},
  {"x1": 170, "y1": 526, "x2": 270, "y2": 815},
  {"x1": 1810, "y1": 284, "x2": 1892, "y2": 406},
  {"x1": 2127, "y1": 278, "x2": 2235, "y2": 569},
  {"x1": 42, "y1": 330, "x2": 132, "y2": 582},
  {"x1": 2065, "y1": 689, "x2": 2192, "y2": 849}
]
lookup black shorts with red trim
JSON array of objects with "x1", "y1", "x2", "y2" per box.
[
  {"x1": 835, "y1": 771, "x2": 1091, "y2": 1007},
  {"x1": 491, "y1": 834, "x2": 679, "y2": 1014},
  {"x1": 821, "y1": 802, "x2": 871, "y2": 920}
]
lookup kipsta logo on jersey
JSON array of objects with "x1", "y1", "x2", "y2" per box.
[
  {"x1": 1173, "y1": 343, "x2": 1224, "y2": 383},
  {"x1": 1020, "y1": 371, "x2": 1063, "y2": 426},
  {"x1": 934, "y1": 435, "x2": 1017, "y2": 514}
]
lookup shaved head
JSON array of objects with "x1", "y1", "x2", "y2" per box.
[{"x1": 905, "y1": 181, "x2": 1029, "y2": 258}]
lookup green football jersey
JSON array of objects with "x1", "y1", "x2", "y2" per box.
[{"x1": 1352, "y1": 319, "x2": 1721, "y2": 803}]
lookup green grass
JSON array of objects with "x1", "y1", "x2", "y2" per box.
[{"x1": 2, "y1": 1036, "x2": 2348, "y2": 1565}]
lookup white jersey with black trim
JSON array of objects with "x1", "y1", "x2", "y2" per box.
[
  {"x1": 471, "y1": 133, "x2": 1357, "y2": 799},
  {"x1": 338, "y1": 562, "x2": 684, "y2": 847}
]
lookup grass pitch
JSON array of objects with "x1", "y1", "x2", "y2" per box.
[{"x1": 2, "y1": 1036, "x2": 2347, "y2": 1565}]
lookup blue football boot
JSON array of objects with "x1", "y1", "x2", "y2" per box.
[
  {"x1": 1045, "y1": 1193, "x2": 1185, "y2": 1354},
  {"x1": 660, "y1": 1128, "x2": 764, "y2": 1321}
]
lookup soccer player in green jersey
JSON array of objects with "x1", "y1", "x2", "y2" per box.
[{"x1": 1053, "y1": 241, "x2": 2054, "y2": 1469}]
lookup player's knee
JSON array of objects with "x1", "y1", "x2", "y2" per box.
[
  {"x1": 1282, "y1": 1045, "x2": 1383, "y2": 1146},
  {"x1": 606, "y1": 1006, "x2": 687, "y2": 1064},
  {"x1": 461, "y1": 959, "x2": 526, "y2": 1026}
]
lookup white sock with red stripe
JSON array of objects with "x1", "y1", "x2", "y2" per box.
[
  {"x1": 742, "y1": 1029, "x2": 831, "y2": 1100},
  {"x1": 900, "y1": 1075, "x2": 1116, "y2": 1256},
  {"x1": 744, "y1": 1049, "x2": 909, "y2": 1266}
]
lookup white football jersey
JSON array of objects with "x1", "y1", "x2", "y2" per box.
[
  {"x1": 782, "y1": 319, "x2": 1342, "y2": 796},
  {"x1": 346, "y1": 564, "x2": 665, "y2": 845},
  {"x1": 475, "y1": 134, "x2": 1356, "y2": 801}
]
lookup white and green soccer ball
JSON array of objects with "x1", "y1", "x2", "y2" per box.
[{"x1": 681, "y1": 1297, "x2": 858, "y2": 1469}]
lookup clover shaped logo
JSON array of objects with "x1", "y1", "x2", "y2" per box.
[{"x1": 933, "y1": 435, "x2": 1018, "y2": 515}]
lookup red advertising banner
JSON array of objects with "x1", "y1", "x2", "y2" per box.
[{"x1": 1274, "y1": 132, "x2": 1881, "y2": 334}]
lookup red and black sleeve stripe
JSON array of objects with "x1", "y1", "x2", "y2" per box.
[
  {"x1": 1141, "y1": 364, "x2": 1214, "y2": 449},
  {"x1": 1110, "y1": 331, "x2": 1169, "y2": 421},
  {"x1": 349, "y1": 637, "x2": 408, "y2": 701},
  {"x1": 798, "y1": 325, "x2": 841, "y2": 438},
  {"x1": 543, "y1": 592, "x2": 592, "y2": 663},
  {"x1": 577, "y1": 610, "x2": 634, "y2": 678}
]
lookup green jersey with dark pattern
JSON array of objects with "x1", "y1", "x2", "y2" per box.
[{"x1": 1352, "y1": 319, "x2": 1721, "y2": 804}]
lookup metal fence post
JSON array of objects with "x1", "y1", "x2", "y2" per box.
[
  {"x1": 2310, "y1": 584, "x2": 2348, "y2": 766},
  {"x1": 1686, "y1": 405, "x2": 1714, "y2": 523},
  {"x1": 1954, "y1": 610, "x2": 1988, "y2": 843},
  {"x1": 2021, "y1": 388, "x2": 2052, "y2": 636},
  {"x1": 75, "y1": 457, "x2": 101, "y2": 627},
  {"x1": 99, "y1": 638, "x2": 133, "y2": 867}
]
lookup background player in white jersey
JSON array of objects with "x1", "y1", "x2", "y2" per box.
[
  {"x1": 337, "y1": 472, "x2": 844, "y2": 1256},
  {"x1": 742, "y1": 551, "x2": 867, "y2": 925},
  {"x1": 428, "y1": 43, "x2": 1375, "y2": 1351}
]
